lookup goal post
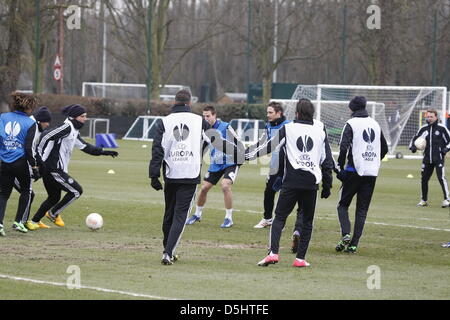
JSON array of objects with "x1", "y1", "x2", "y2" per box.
[
  {"x1": 284, "y1": 84, "x2": 447, "y2": 155},
  {"x1": 82, "y1": 82, "x2": 198, "y2": 103}
]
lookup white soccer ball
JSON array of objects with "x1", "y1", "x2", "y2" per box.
[
  {"x1": 86, "y1": 213, "x2": 103, "y2": 230},
  {"x1": 414, "y1": 137, "x2": 427, "y2": 151}
]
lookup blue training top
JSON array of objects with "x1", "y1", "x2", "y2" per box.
[
  {"x1": 0, "y1": 111, "x2": 35, "y2": 163},
  {"x1": 208, "y1": 120, "x2": 236, "y2": 172},
  {"x1": 266, "y1": 118, "x2": 290, "y2": 170}
]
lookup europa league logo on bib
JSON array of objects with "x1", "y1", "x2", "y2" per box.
[
  {"x1": 173, "y1": 124, "x2": 190, "y2": 142},
  {"x1": 362, "y1": 128, "x2": 377, "y2": 161},
  {"x1": 297, "y1": 135, "x2": 314, "y2": 153}
]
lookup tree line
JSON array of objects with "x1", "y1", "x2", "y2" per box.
[{"x1": 1, "y1": 0, "x2": 449, "y2": 112}]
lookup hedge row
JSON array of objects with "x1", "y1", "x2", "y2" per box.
[{"x1": 32, "y1": 93, "x2": 266, "y2": 121}]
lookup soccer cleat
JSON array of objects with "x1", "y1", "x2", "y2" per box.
[
  {"x1": 441, "y1": 200, "x2": 450, "y2": 208},
  {"x1": 12, "y1": 222, "x2": 28, "y2": 233},
  {"x1": 441, "y1": 242, "x2": 450, "y2": 248},
  {"x1": 416, "y1": 200, "x2": 428, "y2": 207},
  {"x1": 335, "y1": 234, "x2": 351, "y2": 252},
  {"x1": 292, "y1": 258, "x2": 310, "y2": 268},
  {"x1": 25, "y1": 221, "x2": 40, "y2": 231},
  {"x1": 257, "y1": 253, "x2": 279, "y2": 267},
  {"x1": 253, "y1": 218, "x2": 273, "y2": 229},
  {"x1": 220, "y1": 218, "x2": 233, "y2": 228},
  {"x1": 46, "y1": 212, "x2": 65, "y2": 227},
  {"x1": 161, "y1": 253, "x2": 173, "y2": 265},
  {"x1": 38, "y1": 221, "x2": 51, "y2": 229},
  {"x1": 0, "y1": 225, "x2": 5, "y2": 237},
  {"x1": 185, "y1": 215, "x2": 201, "y2": 225},
  {"x1": 344, "y1": 245, "x2": 357, "y2": 253},
  {"x1": 291, "y1": 231, "x2": 301, "y2": 254}
]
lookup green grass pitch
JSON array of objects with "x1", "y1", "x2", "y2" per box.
[{"x1": 0, "y1": 139, "x2": 449, "y2": 300}]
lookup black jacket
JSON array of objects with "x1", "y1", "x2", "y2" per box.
[
  {"x1": 337, "y1": 109, "x2": 389, "y2": 171},
  {"x1": 410, "y1": 121, "x2": 450, "y2": 164}
]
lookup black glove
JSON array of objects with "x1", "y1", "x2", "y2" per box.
[
  {"x1": 442, "y1": 147, "x2": 449, "y2": 155},
  {"x1": 321, "y1": 187, "x2": 331, "y2": 199},
  {"x1": 410, "y1": 145, "x2": 417, "y2": 153},
  {"x1": 336, "y1": 170, "x2": 348, "y2": 182},
  {"x1": 151, "y1": 178, "x2": 163, "y2": 191},
  {"x1": 32, "y1": 167, "x2": 41, "y2": 182},
  {"x1": 102, "y1": 150, "x2": 119, "y2": 158}
]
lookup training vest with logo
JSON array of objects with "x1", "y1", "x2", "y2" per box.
[
  {"x1": 347, "y1": 117, "x2": 382, "y2": 176},
  {"x1": 0, "y1": 111, "x2": 35, "y2": 163},
  {"x1": 284, "y1": 121, "x2": 326, "y2": 184},
  {"x1": 162, "y1": 112, "x2": 203, "y2": 180}
]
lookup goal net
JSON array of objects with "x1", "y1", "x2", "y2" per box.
[{"x1": 280, "y1": 85, "x2": 447, "y2": 154}]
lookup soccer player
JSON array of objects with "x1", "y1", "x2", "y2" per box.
[
  {"x1": 29, "y1": 104, "x2": 118, "y2": 228},
  {"x1": 409, "y1": 110, "x2": 450, "y2": 208},
  {"x1": 186, "y1": 106, "x2": 241, "y2": 228},
  {"x1": 21, "y1": 106, "x2": 53, "y2": 230},
  {"x1": 253, "y1": 102, "x2": 290, "y2": 229},
  {"x1": 150, "y1": 90, "x2": 243, "y2": 265},
  {"x1": 334, "y1": 96, "x2": 388, "y2": 254},
  {"x1": 0, "y1": 92, "x2": 40, "y2": 235},
  {"x1": 247, "y1": 99, "x2": 334, "y2": 268}
]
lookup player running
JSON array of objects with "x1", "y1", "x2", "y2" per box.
[{"x1": 29, "y1": 104, "x2": 118, "y2": 228}]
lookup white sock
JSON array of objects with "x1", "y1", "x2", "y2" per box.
[
  {"x1": 225, "y1": 209, "x2": 233, "y2": 220},
  {"x1": 195, "y1": 206, "x2": 203, "y2": 218}
]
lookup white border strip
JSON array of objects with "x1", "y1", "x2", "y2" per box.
[{"x1": 0, "y1": 274, "x2": 177, "y2": 300}]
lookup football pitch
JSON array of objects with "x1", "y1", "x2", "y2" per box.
[{"x1": 0, "y1": 139, "x2": 449, "y2": 300}]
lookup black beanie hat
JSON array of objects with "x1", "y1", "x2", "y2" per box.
[
  {"x1": 62, "y1": 104, "x2": 86, "y2": 118},
  {"x1": 34, "y1": 106, "x2": 52, "y2": 122},
  {"x1": 349, "y1": 96, "x2": 367, "y2": 112}
]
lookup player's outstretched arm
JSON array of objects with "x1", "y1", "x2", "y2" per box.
[{"x1": 245, "y1": 127, "x2": 286, "y2": 161}]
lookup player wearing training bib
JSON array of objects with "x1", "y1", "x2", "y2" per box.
[
  {"x1": 246, "y1": 99, "x2": 334, "y2": 268},
  {"x1": 334, "y1": 96, "x2": 388, "y2": 254}
]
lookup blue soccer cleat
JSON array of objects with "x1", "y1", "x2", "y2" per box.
[
  {"x1": 185, "y1": 215, "x2": 201, "y2": 225},
  {"x1": 220, "y1": 218, "x2": 233, "y2": 228},
  {"x1": 441, "y1": 242, "x2": 450, "y2": 248}
]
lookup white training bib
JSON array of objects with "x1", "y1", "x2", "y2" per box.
[
  {"x1": 347, "y1": 117, "x2": 382, "y2": 176},
  {"x1": 284, "y1": 122, "x2": 326, "y2": 184},
  {"x1": 162, "y1": 113, "x2": 203, "y2": 179}
]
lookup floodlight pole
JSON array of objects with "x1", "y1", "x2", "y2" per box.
[
  {"x1": 146, "y1": 0, "x2": 153, "y2": 115},
  {"x1": 246, "y1": 0, "x2": 252, "y2": 116},
  {"x1": 102, "y1": 1, "x2": 107, "y2": 98},
  {"x1": 272, "y1": 0, "x2": 278, "y2": 84},
  {"x1": 431, "y1": 8, "x2": 438, "y2": 86},
  {"x1": 341, "y1": 2, "x2": 347, "y2": 85},
  {"x1": 34, "y1": 0, "x2": 41, "y2": 94}
]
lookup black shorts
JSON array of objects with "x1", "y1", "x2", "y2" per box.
[{"x1": 204, "y1": 166, "x2": 239, "y2": 185}]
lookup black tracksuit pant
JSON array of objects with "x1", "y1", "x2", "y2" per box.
[
  {"x1": 13, "y1": 178, "x2": 35, "y2": 224},
  {"x1": 0, "y1": 158, "x2": 33, "y2": 225},
  {"x1": 264, "y1": 174, "x2": 303, "y2": 226},
  {"x1": 421, "y1": 162, "x2": 449, "y2": 201},
  {"x1": 270, "y1": 187, "x2": 317, "y2": 260},
  {"x1": 162, "y1": 183, "x2": 197, "y2": 257},
  {"x1": 337, "y1": 172, "x2": 377, "y2": 247},
  {"x1": 32, "y1": 170, "x2": 83, "y2": 222},
  {"x1": 263, "y1": 174, "x2": 278, "y2": 220}
]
